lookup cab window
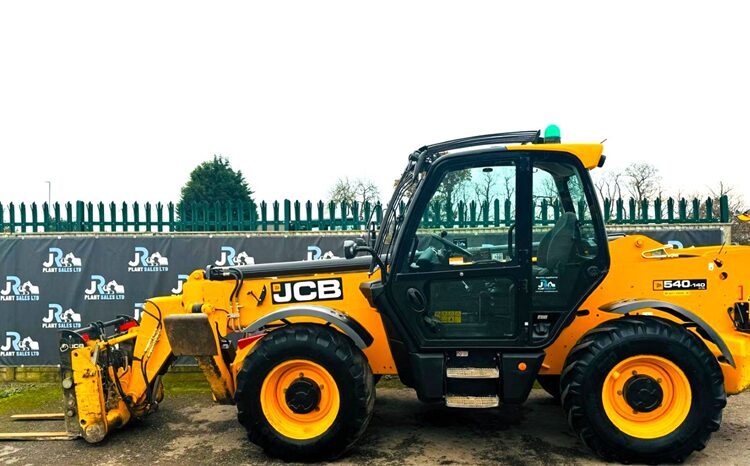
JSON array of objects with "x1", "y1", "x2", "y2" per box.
[{"x1": 404, "y1": 161, "x2": 517, "y2": 272}]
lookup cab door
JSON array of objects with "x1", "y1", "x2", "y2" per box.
[{"x1": 386, "y1": 152, "x2": 533, "y2": 350}]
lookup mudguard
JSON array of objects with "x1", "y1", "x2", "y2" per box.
[
  {"x1": 600, "y1": 299, "x2": 735, "y2": 368},
  {"x1": 241, "y1": 305, "x2": 374, "y2": 349}
]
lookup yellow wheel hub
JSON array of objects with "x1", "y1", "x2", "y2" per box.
[
  {"x1": 602, "y1": 355, "x2": 691, "y2": 439},
  {"x1": 261, "y1": 359, "x2": 340, "y2": 440}
]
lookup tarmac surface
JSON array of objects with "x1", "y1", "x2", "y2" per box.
[{"x1": 0, "y1": 385, "x2": 749, "y2": 465}]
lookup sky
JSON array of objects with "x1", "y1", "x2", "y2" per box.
[{"x1": 1, "y1": 1, "x2": 748, "y2": 210}]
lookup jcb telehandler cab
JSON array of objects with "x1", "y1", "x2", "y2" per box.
[
  {"x1": 352, "y1": 129, "x2": 610, "y2": 410},
  {"x1": 4, "y1": 128, "x2": 749, "y2": 464}
]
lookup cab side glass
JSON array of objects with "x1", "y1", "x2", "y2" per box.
[
  {"x1": 531, "y1": 160, "x2": 602, "y2": 340},
  {"x1": 405, "y1": 162, "x2": 517, "y2": 272}
]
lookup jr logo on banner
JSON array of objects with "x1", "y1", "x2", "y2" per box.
[
  {"x1": 42, "y1": 304, "x2": 82, "y2": 329},
  {"x1": 0, "y1": 332, "x2": 40, "y2": 357},
  {"x1": 307, "y1": 245, "x2": 323, "y2": 261},
  {"x1": 171, "y1": 274, "x2": 189, "y2": 295},
  {"x1": 128, "y1": 247, "x2": 169, "y2": 272},
  {"x1": 42, "y1": 248, "x2": 82, "y2": 273},
  {"x1": 214, "y1": 246, "x2": 254, "y2": 266},
  {"x1": 0, "y1": 276, "x2": 40, "y2": 302},
  {"x1": 307, "y1": 245, "x2": 338, "y2": 261},
  {"x1": 84, "y1": 275, "x2": 126, "y2": 301}
]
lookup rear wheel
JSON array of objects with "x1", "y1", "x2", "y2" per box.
[
  {"x1": 560, "y1": 316, "x2": 726, "y2": 463},
  {"x1": 236, "y1": 323, "x2": 375, "y2": 462}
]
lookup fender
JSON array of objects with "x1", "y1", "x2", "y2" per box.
[
  {"x1": 600, "y1": 299, "x2": 735, "y2": 368},
  {"x1": 241, "y1": 305, "x2": 374, "y2": 349}
]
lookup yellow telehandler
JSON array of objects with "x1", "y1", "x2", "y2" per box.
[{"x1": 4, "y1": 127, "x2": 750, "y2": 463}]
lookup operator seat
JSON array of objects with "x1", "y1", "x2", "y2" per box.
[{"x1": 534, "y1": 211, "x2": 577, "y2": 276}]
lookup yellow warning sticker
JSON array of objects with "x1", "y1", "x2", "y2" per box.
[{"x1": 434, "y1": 310, "x2": 462, "y2": 323}]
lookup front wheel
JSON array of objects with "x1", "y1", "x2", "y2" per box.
[
  {"x1": 236, "y1": 323, "x2": 375, "y2": 462},
  {"x1": 561, "y1": 316, "x2": 726, "y2": 463}
]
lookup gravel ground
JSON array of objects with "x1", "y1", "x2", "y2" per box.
[{"x1": 0, "y1": 386, "x2": 749, "y2": 466}]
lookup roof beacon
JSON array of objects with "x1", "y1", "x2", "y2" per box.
[{"x1": 544, "y1": 124, "x2": 561, "y2": 143}]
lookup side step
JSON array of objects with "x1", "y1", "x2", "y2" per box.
[
  {"x1": 446, "y1": 367, "x2": 499, "y2": 379},
  {"x1": 445, "y1": 395, "x2": 499, "y2": 409}
]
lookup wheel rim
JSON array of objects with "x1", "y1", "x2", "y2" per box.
[
  {"x1": 602, "y1": 355, "x2": 692, "y2": 439},
  {"x1": 261, "y1": 359, "x2": 340, "y2": 440}
]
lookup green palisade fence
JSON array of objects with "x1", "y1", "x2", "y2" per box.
[{"x1": 0, "y1": 196, "x2": 730, "y2": 233}]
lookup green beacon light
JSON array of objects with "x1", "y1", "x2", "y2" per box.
[{"x1": 544, "y1": 124, "x2": 561, "y2": 144}]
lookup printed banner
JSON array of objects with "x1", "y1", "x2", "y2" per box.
[
  {"x1": 0, "y1": 228, "x2": 724, "y2": 365},
  {"x1": 0, "y1": 235, "x2": 358, "y2": 365}
]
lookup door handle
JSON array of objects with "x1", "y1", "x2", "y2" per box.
[{"x1": 406, "y1": 288, "x2": 426, "y2": 312}]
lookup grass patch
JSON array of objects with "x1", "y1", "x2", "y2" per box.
[
  {"x1": 162, "y1": 375, "x2": 212, "y2": 395},
  {"x1": 377, "y1": 375, "x2": 406, "y2": 389},
  {"x1": 0, "y1": 386, "x2": 22, "y2": 399},
  {"x1": 0, "y1": 383, "x2": 61, "y2": 414}
]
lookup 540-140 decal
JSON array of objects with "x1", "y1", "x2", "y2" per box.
[
  {"x1": 653, "y1": 279, "x2": 708, "y2": 291},
  {"x1": 271, "y1": 278, "x2": 344, "y2": 304}
]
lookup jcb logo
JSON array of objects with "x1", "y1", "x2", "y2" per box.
[{"x1": 271, "y1": 278, "x2": 343, "y2": 304}]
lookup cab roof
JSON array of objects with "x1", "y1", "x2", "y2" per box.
[
  {"x1": 419, "y1": 129, "x2": 604, "y2": 170},
  {"x1": 507, "y1": 143, "x2": 604, "y2": 169}
]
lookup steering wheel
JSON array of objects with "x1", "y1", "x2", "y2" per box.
[{"x1": 430, "y1": 234, "x2": 472, "y2": 258}]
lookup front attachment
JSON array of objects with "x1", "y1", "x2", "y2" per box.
[{"x1": 0, "y1": 412, "x2": 73, "y2": 441}]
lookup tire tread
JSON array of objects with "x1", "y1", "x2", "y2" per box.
[
  {"x1": 560, "y1": 316, "x2": 726, "y2": 463},
  {"x1": 235, "y1": 323, "x2": 374, "y2": 462}
]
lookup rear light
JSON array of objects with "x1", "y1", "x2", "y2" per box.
[
  {"x1": 237, "y1": 333, "x2": 266, "y2": 350},
  {"x1": 81, "y1": 333, "x2": 90, "y2": 342},
  {"x1": 118, "y1": 321, "x2": 138, "y2": 332}
]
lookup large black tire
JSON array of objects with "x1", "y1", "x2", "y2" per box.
[
  {"x1": 560, "y1": 316, "x2": 726, "y2": 463},
  {"x1": 235, "y1": 323, "x2": 375, "y2": 462}
]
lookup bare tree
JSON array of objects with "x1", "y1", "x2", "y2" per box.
[
  {"x1": 708, "y1": 182, "x2": 750, "y2": 244},
  {"x1": 534, "y1": 177, "x2": 558, "y2": 200},
  {"x1": 501, "y1": 173, "x2": 515, "y2": 202},
  {"x1": 352, "y1": 178, "x2": 381, "y2": 207},
  {"x1": 594, "y1": 170, "x2": 624, "y2": 219},
  {"x1": 435, "y1": 170, "x2": 472, "y2": 206},
  {"x1": 624, "y1": 162, "x2": 660, "y2": 217},
  {"x1": 468, "y1": 170, "x2": 499, "y2": 221},
  {"x1": 328, "y1": 178, "x2": 356, "y2": 204},
  {"x1": 624, "y1": 163, "x2": 660, "y2": 201},
  {"x1": 328, "y1": 177, "x2": 381, "y2": 219},
  {"x1": 474, "y1": 171, "x2": 498, "y2": 207},
  {"x1": 499, "y1": 172, "x2": 516, "y2": 219},
  {"x1": 708, "y1": 182, "x2": 743, "y2": 214}
]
